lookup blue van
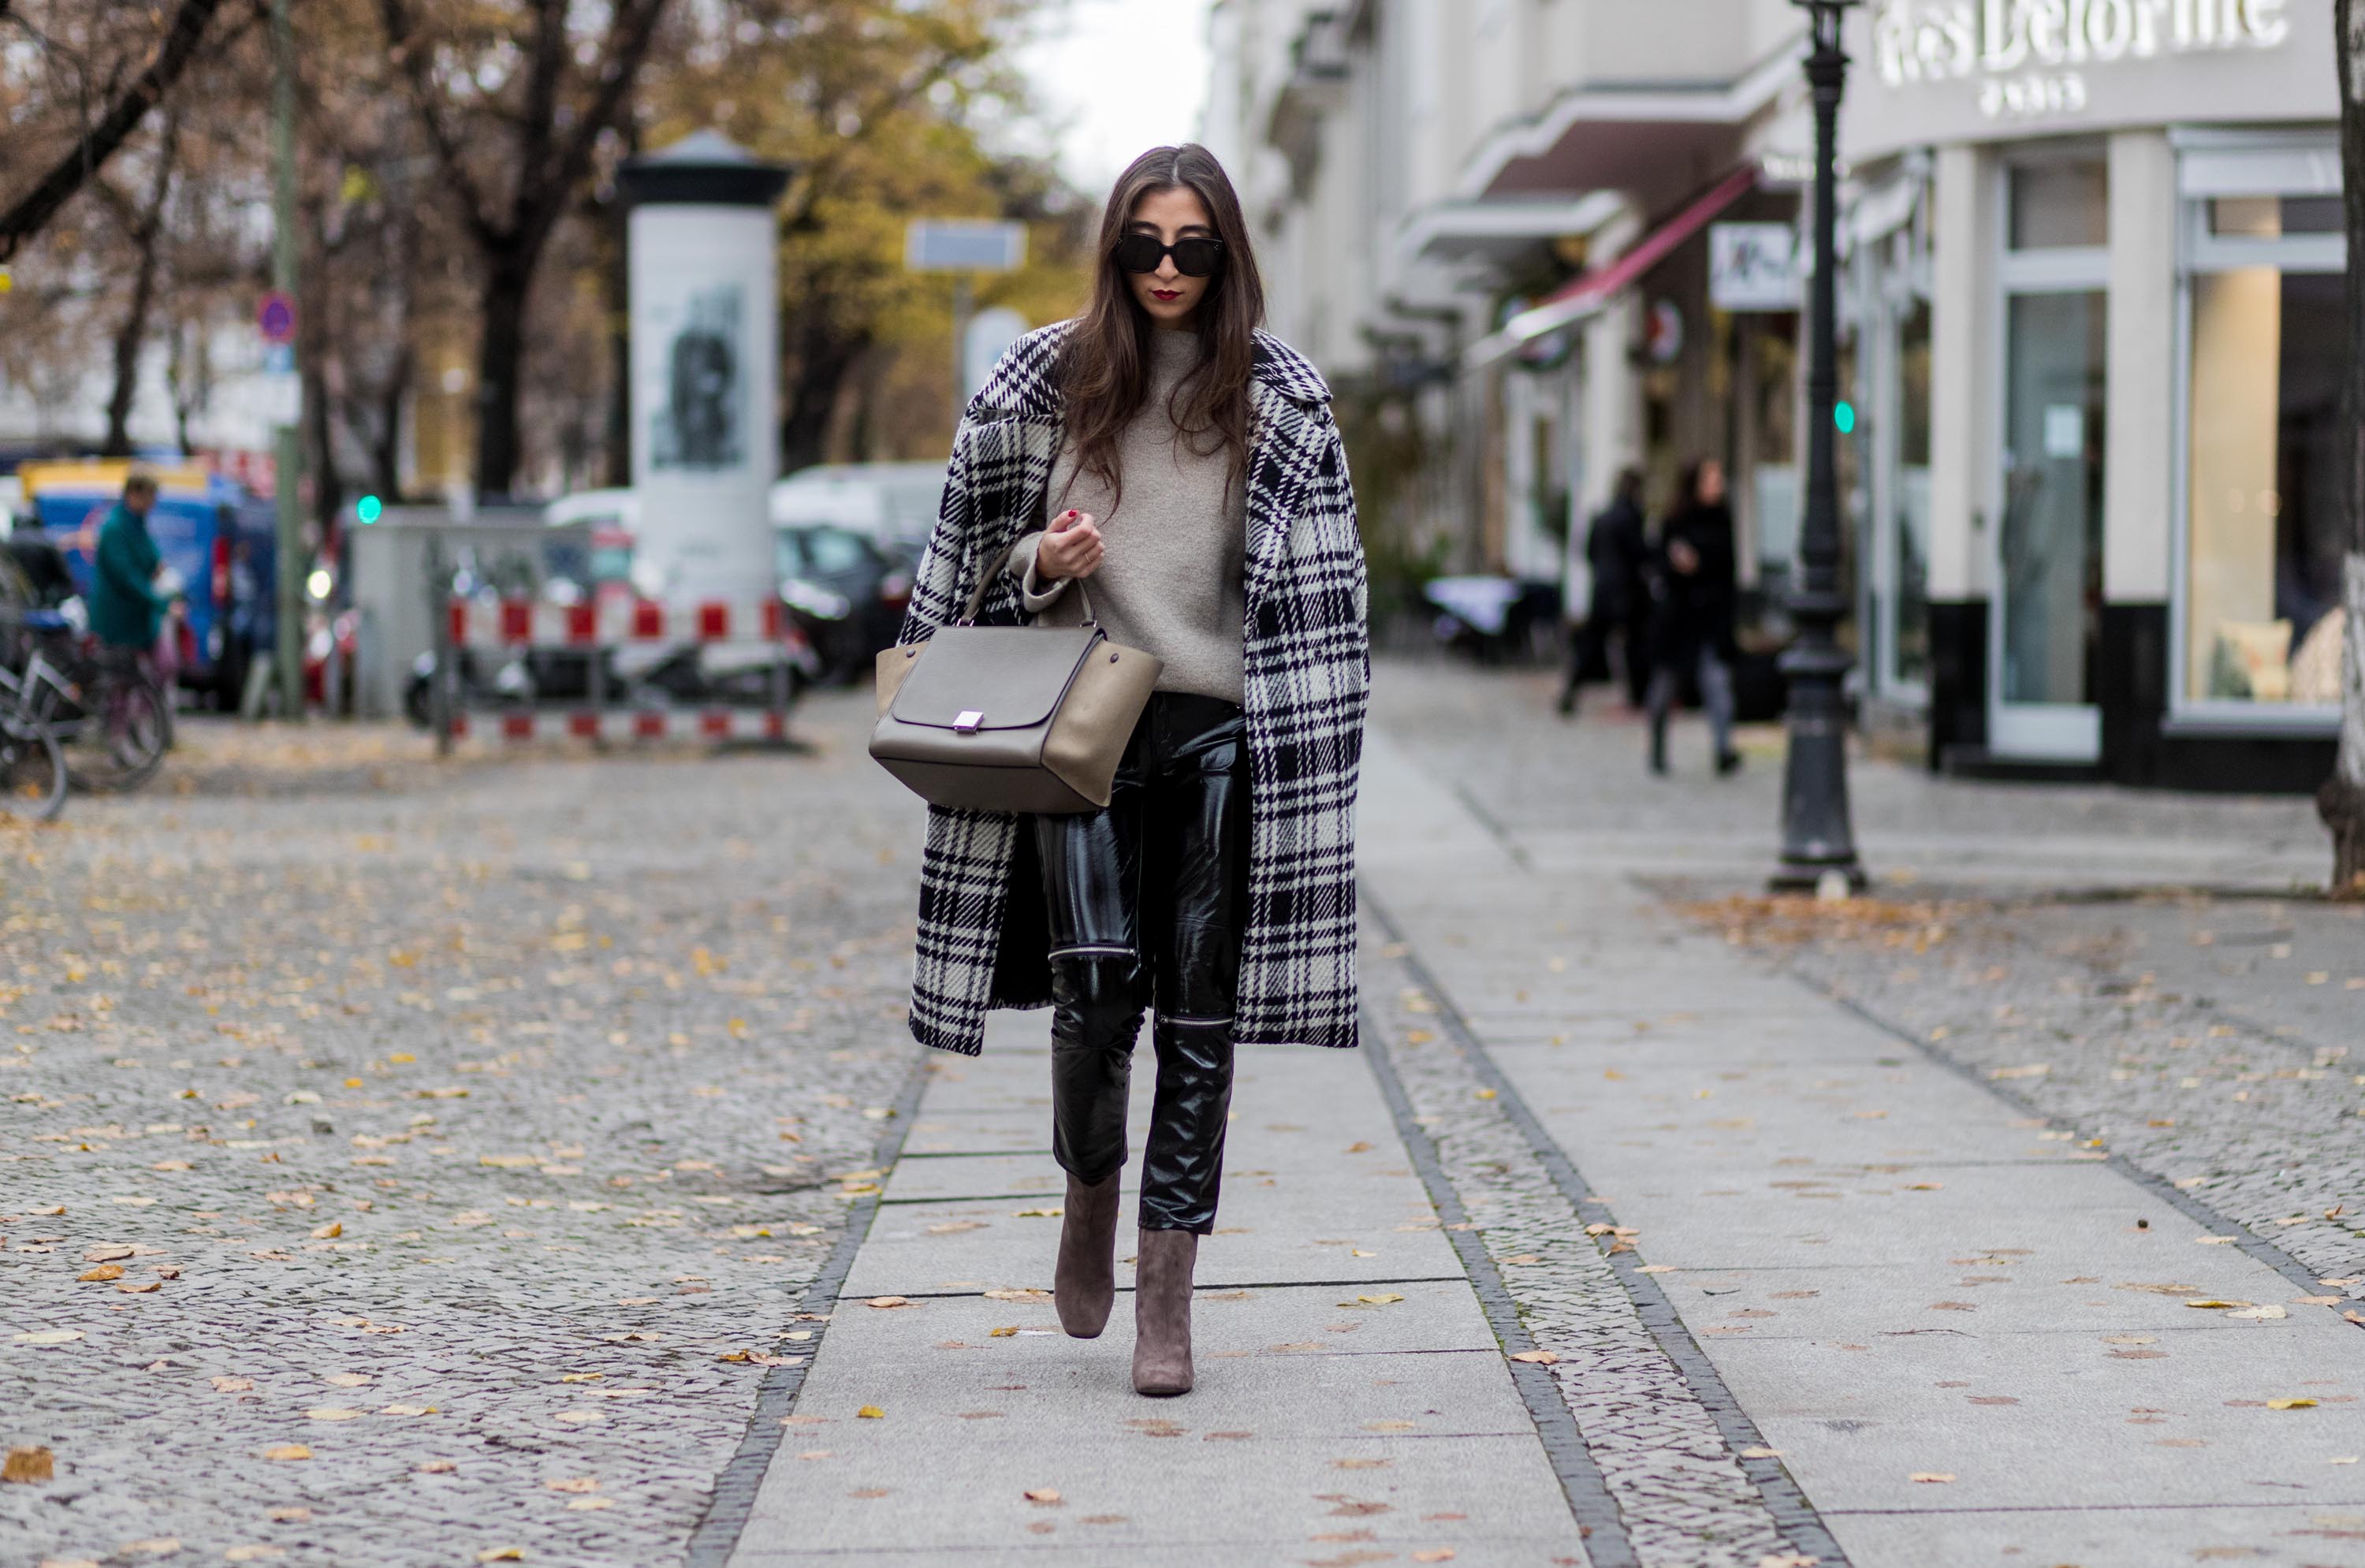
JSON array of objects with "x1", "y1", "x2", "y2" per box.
[{"x1": 15, "y1": 461, "x2": 278, "y2": 706}]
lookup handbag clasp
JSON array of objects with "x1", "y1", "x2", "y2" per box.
[{"x1": 953, "y1": 710, "x2": 985, "y2": 733}]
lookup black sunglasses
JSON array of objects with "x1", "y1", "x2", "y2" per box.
[{"x1": 1113, "y1": 233, "x2": 1225, "y2": 277}]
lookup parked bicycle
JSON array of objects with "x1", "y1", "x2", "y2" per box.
[
  {"x1": 0, "y1": 688, "x2": 67, "y2": 821},
  {"x1": 0, "y1": 608, "x2": 171, "y2": 793}
]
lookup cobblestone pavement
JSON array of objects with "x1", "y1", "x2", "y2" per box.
[
  {"x1": 2, "y1": 695, "x2": 925, "y2": 1568},
  {"x1": 9, "y1": 656, "x2": 2358, "y2": 1568},
  {"x1": 1358, "y1": 921, "x2": 1812, "y2": 1568}
]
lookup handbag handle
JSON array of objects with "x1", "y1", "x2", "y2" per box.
[{"x1": 959, "y1": 534, "x2": 1097, "y2": 627}]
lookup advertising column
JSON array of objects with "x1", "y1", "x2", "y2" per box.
[{"x1": 620, "y1": 132, "x2": 791, "y2": 605}]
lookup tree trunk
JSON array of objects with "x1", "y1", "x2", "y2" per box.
[
  {"x1": 2322, "y1": 0, "x2": 2365, "y2": 896},
  {"x1": 101, "y1": 114, "x2": 184, "y2": 457},
  {"x1": 306, "y1": 359, "x2": 345, "y2": 552},
  {"x1": 780, "y1": 325, "x2": 870, "y2": 475},
  {"x1": 101, "y1": 244, "x2": 163, "y2": 456},
  {"x1": 371, "y1": 343, "x2": 412, "y2": 503},
  {"x1": 2326, "y1": 556, "x2": 2365, "y2": 892},
  {"x1": 471, "y1": 254, "x2": 536, "y2": 499}
]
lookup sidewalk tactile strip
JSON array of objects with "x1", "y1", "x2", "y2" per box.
[{"x1": 1361, "y1": 889, "x2": 1852, "y2": 1568}]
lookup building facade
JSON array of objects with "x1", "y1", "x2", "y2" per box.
[
  {"x1": 1207, "y1": 0, "x2": 2348, "y2": 793},
  {"x1": 1846, "y1": 0, "x2": 2343, "y2": 789}
]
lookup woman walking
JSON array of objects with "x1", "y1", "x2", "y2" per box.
[
  {"x1": 896, "y1": 144, "x2": 1370, "y2": 1397},
  {"x1": 1645, "y1": 458, "x2": 1741, "y2": 777}
]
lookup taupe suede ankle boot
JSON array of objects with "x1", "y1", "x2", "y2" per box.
[
  {"x1": 1054, "y1": 1172, "x2": 1123, "y2": 1338},
  {"x1": 1131, "y1": 1227, "x2": 1198, "y2": 1396}
]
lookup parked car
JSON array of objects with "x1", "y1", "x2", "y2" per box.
[
  {"x1": 775, "y1": 523, "x2": 911, "y2": 684},
  {"x1": 16, "y1": 460, "x2": 277, "y2": 709}
]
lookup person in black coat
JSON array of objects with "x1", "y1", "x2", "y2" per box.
[
  {"x1": 1557, "y1": 467, "x2": 1650, "y2": 717},
  {"x1": 1645, "y1": 457, "x2": 1740, "y2": 777}
]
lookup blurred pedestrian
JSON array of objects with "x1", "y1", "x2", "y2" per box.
[
  {"x1": 896, "y1": 144, "x2": 1369, "y2": 1400},
  {"x1": 1645, "y1": 457, "x2": 1740, "y2": 777},
  {"x1": 90, "y1": 473, "x2": 179, "y2": 672},
  {"x1": 1557, "y1": 466, "x2": 1649, "y2": 717}
]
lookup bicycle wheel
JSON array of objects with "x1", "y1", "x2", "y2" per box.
[
  {"x1": 0, "y1": 705, "x2": 68, "y2": 821},
  {"x1": 65, "y1": 670, "x2": 169, "y2": 793}
]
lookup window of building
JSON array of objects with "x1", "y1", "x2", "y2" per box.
[
  {"x1": 1994, "y1": 151, "x2": 2110, "y2": 758},
  {"x1": 2010, "y1": 160, "x2": 2109, "y2": 249},
  {"x1": 2177, "y1": 139, "x2": 2346, "y2": 717}
]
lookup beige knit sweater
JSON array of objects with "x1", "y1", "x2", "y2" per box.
[{"x1": 1007, "y1": 329, "x2": 1247, "y2": 704}]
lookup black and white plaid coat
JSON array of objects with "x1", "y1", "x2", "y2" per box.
[{"x1": 898, "y1": 320, "x2": 1369, "y2": 1056}]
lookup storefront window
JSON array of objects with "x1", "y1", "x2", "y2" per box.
[
  {"x1": 2001, "y1": 290, "x2": 2106, "y2": 709},
  {"x1": 2184, "y1": 267, "x2": 2345, "y2": 706},
  {"x1": 2208, "y1": 196, "x2": 2343, "y2": 238}
]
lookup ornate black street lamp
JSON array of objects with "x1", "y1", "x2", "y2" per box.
[{"x1": 1774, "y1": 0, "x2": 1868, "y2": 895}]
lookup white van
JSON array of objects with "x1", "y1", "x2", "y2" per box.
[{"x1": 768, "y1": 464, "x2": 944, "y2": 553}]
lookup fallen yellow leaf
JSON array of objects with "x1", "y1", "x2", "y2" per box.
[
  {"x1": 2, "y1": 1445, "x2": 55, "y2": 1483},
  {"x1": 311, "y1": 1222, "x2": 341, "y2": 1239},
  {"x1": 858, "y1": 1406, "x2": 885, "y2": 1419},
  {"x1": 545, "y1": 1477, "x2": 599, "y2": 1493},
  {"x1": 78, "y1": 1264, "x2": 125, "y2": 1282},
  {"x1": 2268, "y1": 1399, "x2": 2318, "y2": 1410},
  {"x1": 263, "y1": 1445, "x2": 312, "y2": 1461},
  {"x1": 1509, "y1": 1350, "x2": 1560, "y2": 1365},
  {"x1": 988, "y1": 1327, "x2": 1020, "y2": 1338},
  {"x1": 1909, "y1": 1472, "x2": 1955, "y2": 1483},
  {"x1": 1022, "y1": 1488, "x2": 1062, "y2": 1505},
  {"x1": 1355, "y1": 1294, "x2": 1406, "y2": 1306}
]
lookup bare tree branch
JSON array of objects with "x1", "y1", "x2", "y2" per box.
[{"x1": 0, "y1": 0, "x2": 227, "y2": 263}]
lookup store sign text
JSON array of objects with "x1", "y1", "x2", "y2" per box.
[{"x1": 1874, "y1": 0, "x2": 2291, "y2": 120}]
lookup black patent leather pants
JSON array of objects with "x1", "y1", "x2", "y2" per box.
[{"x1": 1034, "y1": 692, "x2": 1247, "y2": 1235}]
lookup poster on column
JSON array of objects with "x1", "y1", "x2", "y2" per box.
[
  {"x1": 628, "y1": 202, "x2": 780, "y2": 603},
  {"x1": 650, "y1": 282, "x2": 745, "y2": 472}
]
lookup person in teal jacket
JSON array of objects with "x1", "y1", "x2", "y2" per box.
[{"x1": 88, "y1": 474, "x2": 177, "y2": 652}]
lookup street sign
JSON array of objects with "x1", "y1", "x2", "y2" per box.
[
  {"x1": 1708, "y1": 223, "x2": 1804, "y2": 312},
  {"x1": 258, "y1": 289, "x2": 296, "y2": 345},
  {"x1": 905, "y1": 219, "x2": 1026, "y2": 274}
]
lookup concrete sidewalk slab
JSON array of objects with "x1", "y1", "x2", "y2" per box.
[{"x1": 724, "y1": 1003, "x2": 1595, "y2": 1568}]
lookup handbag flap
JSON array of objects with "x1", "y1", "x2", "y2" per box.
[{"x1": 887, "y1": 624, "x2": 1104, "y2": 732}]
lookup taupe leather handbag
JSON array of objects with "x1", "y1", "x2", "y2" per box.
[{"x1": 870, "y1": 539, "x2": 1161, "y2": 814}]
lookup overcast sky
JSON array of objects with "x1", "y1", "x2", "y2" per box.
[{"x1": 1010, "y1": 0, "x2": 1215, "y2": 199}]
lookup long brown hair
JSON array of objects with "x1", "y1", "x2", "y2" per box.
[{"x1": 1055, "y1": 144, "x2": 1266, "y2": 520}]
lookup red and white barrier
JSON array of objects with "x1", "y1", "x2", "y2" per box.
[
  {"x1": 448, "y1": 595, "x2": 788, "y2": 650},
  {"x1": 448, "y1": 708, "x2": 790, "y2": 743},
  {"x1": 437, "y1": 593, "x2": 802, "y2": 748}
]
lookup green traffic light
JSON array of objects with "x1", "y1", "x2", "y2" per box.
[
  {"x1": 1834, "y1": 401, "x2": 1857, "y2": 435},
  {"x1": 357, "y1": 494, "x2": 382, "y2": 524}
]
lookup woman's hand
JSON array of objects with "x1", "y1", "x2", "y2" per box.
[
  {"x1": 1035, "y1": 509, "x2": 1104, "y2": 580},
  {"x1": 1667, "y1": 539, "x2": 1701, "y2": 576}
]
